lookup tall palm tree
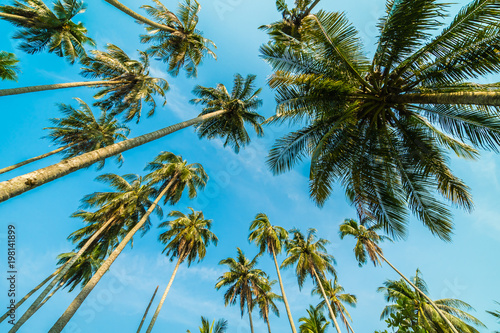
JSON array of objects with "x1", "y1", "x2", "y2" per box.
[
  {"x1": 186, "y1": 316, "x2": 228, "y2": 333},
  {"x1": 263, "y1": 0, "x2": 500, "y2": 241},
  {"x1": 136, "y1": 286, "x2": 159, "y2": 333},
  {"x1": 0, "y1": 51, "x2": 19, "y2": 81},
  {"x1": 215, "y1": 248, "x2": 268, "y2": 333},
  {"x1": 248, "y1": 213, "x2": 297, "y2": 333},
  {"x1": 255, "y1": 279, "x2": 282, "y2": 333},
  {"x1": 145, "y1": 207, "x2": 218, "y2": 333},
  {"x1": 379, "y1": 270, "x2": 485, "y2": 333},
  {"x1": 313, "y1": 279, "x2": 356, "y2": 333},
  {"x1": 0, "y1": 0, "x2": 95, "y2": 63},
  {"x1": 48, "y1": 152, "x2": 207, "y2": 333},
  {"x1": 299, "y1": 305, "x2": 329, "y2": 333},
  {"x1": 0, "y1": 73, "x2": 264, "y2": 202},
  {"x1": 282, "y1": 228, "x2": 341, "y2": 333},
  {"x1": 487, "y1": 301, "x2": 500, "y2": 333},
  {"x1": 0, "y1": 99, "x2": 129, "y2": 175}
]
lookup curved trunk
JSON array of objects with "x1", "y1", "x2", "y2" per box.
[
  {"x1": 311, "y1": 267, "x2": 342, "y2": 333},
  {"x1": 0, "y1": 81, "x2": 116, "y2": 97},
  {"x1": 103, "y1": 0, "x2": 175, "y2": 32},
  {"x1": 247, "y1": 296, "x2": 255, "y2": 333},
  {"x1": 0, "y1": 144, "x2": 72, "y2": 175},
  {"x1": 271, "y1": 250, "x2": 297, "y2": 333},
  {"x1": 265, "y1": 315, "x2": 272, "y2": 333},
  {"x1": 389, "y1": 91, "x2": 500, "y2": 106},
  {"x1": 379, "y1": 254, "x2": 459, "y2": 333},
  {"x1": 33, "y1": 281, "x2": 64, "y2": 312},
  {"x1": 137, "y1": 286, "x2": 159, "y2": 333},
  {"x1": 145, "y1": 256, "x2": 183, "y2": 333},
  {"x1": 303, "y1": 0, "x2": 321, "y2": 16},
  {"x1": 338, "y1": 306, "x2": 355, "y2": 333},
  {"x1": 0, "y1": 109, "x2": 227, "y2": 203},
  {"x1": 9, "y1": 216, "x2": 116, "y2": 332},
  {"x1": 0, "y1": 12, "x2": 29, "y2": 22},
  {"x1": 47, "y1": 178, "x2": 176, "y2": 333}
]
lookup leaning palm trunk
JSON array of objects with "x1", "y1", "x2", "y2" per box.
[
  {"x1": 303, "y1": 0, "x2": 321, "y2": 16},
  {"x1": 48, "y1": 178, "x2": 176, "y2": 333},
  {"x1": 389, "y1": 91, "x2": 500, "y2": 106},
  {"x1": 265, "y1": 315, "x2": 272, "y2": 333},
  {"x1": 379, "y1": 254, "x2": 459, "y2": 333},
  {"x1": 33, "y1": 281, "x2": 64, "y2": 312},
  {"x1": 0, "y1": 110, "x2": 227, "y2": 203},
  {"x1": 145, "y1": 255, "x2": 183, "y2": 333},
  {"x1": 271, "y1": 249, "x2": 297, "y2": 333},
  {"x1": 0, "y1": 144, "x2": 72, "y2": 175},
  {"x1": 311, "y1": 267, "x2": 343, "y2": 333},
  {"x1": 247, "y1": 296, "x2": 255, "y2": 333},
  {"x1": 0, "y1": 81, "x2": 117, "y2": 97},
  {"x1": 9, "y1": 216, "x2": 115, "y2": 333},
  {"x1": 137, "y1": 286, "x2": 159, "y2": 333},
  {"x1": 338, "y1": 306, "x2": 355, "y2": 333}
]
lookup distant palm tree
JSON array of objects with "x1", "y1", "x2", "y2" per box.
[
  {"x1": 0, "y1": 0, "x2": 95, "y2": 63},
  {"x1": 487, "y1": 301, "x2": 500, "y2": 333},
  {"x1": 0, "y1": 51, "x2": 19, "y2": 80},
  {"x1": 256, "y1": 279, "x2": 282, "y2": 333},
  {"x1": 299, "y1": 305, "x2": 329, "y2": 333},
  {"x1": 186, "y1": 316, "x2": 228, "y2": 333},
  {"x1": 379, "y1": 270, "x2": 485, "y2": 333},
  {"x1": 282, "y1": 228, "x2": 341, "y2": 333},
  {"x1": 145, "y1": 208, "x2": 218, "y2": 333},
  {"x1": 216, "y1": 248, "x2": 268, "y2": 333},
  {"x1": 49, "y1": 152, "x2": 207, "y2": 332},
  {"x1": 313, "y1": 279, "x2": 356, "y2": 333},
  {"x1": 0, "y1": 73, "x2": 263, "y2": 202},
  {"x1": 248, "y1": 213, "x2": 297, "y2": 333},
  {"x1": 136, "y1": 286, "x2": 158, "y2": 333},
  {"x1": 0, "y1": 99, "x2": 129, "y2": 175}
]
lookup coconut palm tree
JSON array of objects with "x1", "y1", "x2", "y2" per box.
[
  {"x1": 299, "y1": 305, "x2": 329, "y2": 333},
  {"x1": 0, "y1": 51, "x2": 19, "y2": 81},
  {"x1": 487, "y1": 302, "x2": 500, "y2": 333},
  {"x1": 145, "y1": 207, "x2": 218, "y2": 333},
  {"x1": 255, "y1": 279, "x2": 282, "y2": 333},
  {"x1": 0, "y1": 73, "x2": 263, "y2": 202},
  {"x1": 248, "y1": 213, "x2": 297, "y2": 333},
  {"x1": 215, "y1": 248, "x2": 268, "y2": 333},
  {"x1": 48, "y1": 152, "x2": 207, "y2": 333},
  {"x1": 379, "y1": 270, "x2": 485, "y2": 333},
  {"x1": 136, "y1": 286, "x2": 159, "y2": 333},
  {"x1": 263, "y1": 0, "x2": 500, "y2": 241},
  {"x1": 0, "y1": 0, "x2": 95, "y2": 63},
  {"x1": 282, "y1": 228, "x2": 341, "y2": 333},
  {"x1": 186, "y1": 316, "x2": 228, "y2": 333},
  {"x1": 313, "y1": 279, "x2": 356, "y2": 333},
  {"x1": 0, "y1": 99, "x2": 129, "y2": 175}
]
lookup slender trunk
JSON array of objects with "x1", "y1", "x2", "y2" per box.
[
  {"x1": 247, "y1": 296, "x2": 255, "y2": 333},
  {"x1": 0, "y1": 81, "x2": 117, "y2": 97},
  {"x1": 47, "y1": 179, "x2": 176, "y2": 333},
  {"x1": 0, "y1": 12, "x2": 29, "y2": 22},
  {"x1": 389, "y1": 91, "x2": 500, "y2": 106},
  {"x1": 338, "y1": 307, "x2": 355, "y2": 333},
  {"x1": 0, "y1": 109, "x2": 227, "y2": 203},
  {"x1": 145, "y1": 256, "x2": 183, "y2": 333},
  {"x1": 0, "y1": 144, "x2": 72, "y2": 175},
  {"x1": 265, "y1": 316, "x2": 272, "y2": 333},
  {"x1": 137, "y1": 286, "x2": 159, "y2": 333},
  {"x1": 379, "y1": 254, "x2": 460, "y2": 333},
  {"x1": 303, "y1": 0, "x2": 321, "y2": 16},
  {"x1": 271, "y1": 250, "x2": 297, "y2": 333},
  {"x1": 311, "y1": 267, "x2": 342, "y2": 333},
  {"x1": 33, "y1": 281, "x2": 64, "y2": 312},
  {"x1": 9, "y1": 216, "x2": 116, "y2": 332},
  {"x1": 103, "y1": 0, "x2": 175, "y2": 32},
  {"x1": 0, "y1": 265, "x2": 64, "y2": 323}
]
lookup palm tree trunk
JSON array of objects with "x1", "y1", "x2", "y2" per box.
[
  {"x1": 0, "y1": 265, "x2": 65, "y2": 323},
  {"x1": 0, "y1": 12, "x2": 29, "y2": 22},
  {"x1": 311, "y1": 267, "x2": 342, "y2": 333},
  {"x1": 0, "y1": 81, "x2": 117, "y2": 97},
  {"x1": 271, "y1": 250, "x2": 297, "y2": 333},
  {"x1": 145, "y1": 256, "x2": 183, "y2": 333},
  {"x1": 0, "y1": 144, "x2": 72, "y2": 175},
  {"x1": 303, "y1": 0, "x2": 321, "y2": 16},
  {"x1": 33, "y1": 281, "x2": 64, "y2": 312},
  {"x1": 9, "y1": 216, "x2": 116, "y2": 333},
  {"x1": 0, "y1": 109, "x2": 227, "y2": 203},
  {"x1": 103, "y1": 0, "x2": 175, "y2": 32},
  {"x1": 389, "y1": 91, "x2": 500, "y2": 106},
  {"x1": 137, "y1": 286, "x2": 159, "y2": 333},
  {"x1": 379, "y1": 254, "x2": 460, "y2": 333},
  {"x1": 47, "y1": 178, "x2": 176, "y2": 333},
  {"x1": 247, "y1": 296, "x2": 255, "y2": 333},
  {"x1": 338, "y1": 307, "x2": 355, "y2": 333},
  {"x1": 265, "y1": 316, "x2": 272, "y2": 333}
]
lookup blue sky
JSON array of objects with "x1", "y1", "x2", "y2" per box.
[{"x1": 0, "y1": 0, "x2": 499, "y2": 332}]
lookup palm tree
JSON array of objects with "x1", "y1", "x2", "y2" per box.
[
  {"x1": 248, "y1": 213, "x2": 297, "y2": 333},
  {"x1": 313, "y1": 279, "x2": 356, "y2": 333},
  {"x1": 0, "y1": 73, "x2": 264, "y2": 202},
  {"x1": 282, "y1": 228, "x2": 341, "y2": 333},
  {"x1": 299, "y1": 305, "x2": 329, "y2": 333},
  {"x1": 186, "y1": 316, "x2": 228, "y2": 333},
  {"x1": 48, "y1": 152, "x2": 207, "y2": 333},
  {"x1": 487, "y1": 301, "x2": 500, "y2": 333},
  {"x1": 215, "y1": 248, "x2": 268, "y2": 333},
  {"x1": 0, "y1": 51, "x2": 19, "y2": 81},
  {"x1": 263, "y1": 0, "x2": 500, "y2": 241},
  {"x1": 255, "y1": 279, "x2": 282, "y2": 333},
  {"x1": 0, "y1": 0, "x2": 95, "y2": 63},
  {"x1": 0, "y1": 99, "x2": 129, "y2": 175},
  {"x1": 379, "y1": 270, "x2": 485, "y2": 333},
  {"x1": 145, "y1": 207, "x2": 218, "y2": 333}
]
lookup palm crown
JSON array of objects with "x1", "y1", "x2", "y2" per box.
[
  {"x1": 0, "y1": 0, "x2": 95, "y2": 63},
  {"x1": 249, "y1": 212, "x2": 288, "y2": 256},
  {"x1": 312, "y1": 278, "x2": 357, "y2": 329},
  {"x1": 187, "y1": 316, "x2": 228, "y2": 333},
  {"x1": 0, "y1": 51, "x2": 20, "y2": 80},
  {"x1": 56, "y1": 250, "x2": 103, "y2": 292},
  {"x1": 298, "y1": 305, "x2": 329, "y2": 333}
]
